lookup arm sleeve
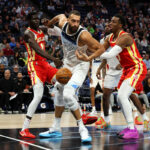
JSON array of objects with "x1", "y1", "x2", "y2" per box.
[
  {"x1": 48, "y1": 26, "x2": 62, "y2": 36},
  {"x1": 100, "y1": 45, "x2": 122, "y2": 59}
]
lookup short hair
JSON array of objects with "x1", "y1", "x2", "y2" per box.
[
  {"x1": 26, "y1": 11, "x2": 38, "y2": 21},
  {"x1": 68, "y1": 10, "x2": 81, "y2": 17},
  {"x1": 114, "y1": 14, "x2": 126, "y2": 26}
]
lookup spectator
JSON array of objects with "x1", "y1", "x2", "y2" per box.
[
  {"x1": 14, "y1": 42, "x2": 25, "y2": 55},
  {"x1": 0, "y1": 50, "x2": 8, "y2": 67},
  {"x1": 12, "y1": 72, "x2": 31, "y2": 113},
  {"x1": 0, "y1": 64, "x2": 5, "y2": 79},
  {"x1": 11, "y1": 64, "x2": 20, "y2": 80},
  {"x1": 143, "y1": 54, "x2": 150, "y2": 70},
  {"x1": 141, "y1": 36, "x2": 148, "y2": 50},
  {"x1": 0, "y1": 38, "x2": 7, "y2": 50},
  {"x1": 9, "y1": 37, "x2": 16, "y2": 50},
  {"x1": 9, "y1": 51, "x2": 20, "y2": 66},
  {"x1": 0, "y1": 69, "x2": 16, "y2": 113},
  {"x1": 2, "y1": 43, "x2": 14, "y2": 59}
]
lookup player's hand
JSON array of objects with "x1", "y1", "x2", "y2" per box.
[
  {"x1": 54, "y1": 58, "x2": 63, "y2": 68},
  {"x1": 116, "y1": 64, "x2": 122, "y2": 70},
  {"x1": 41, "y1": 18, "x2": 49, "y2": 26},
  {"x1": 75, "y1": 50, "x2": 89, "y2": 61},
  {"x1": 96, "y1": 68, "x2": 101, "y2": 79}
]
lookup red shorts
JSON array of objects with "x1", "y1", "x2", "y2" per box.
[
  {"x1": 28, "y1": 60, "x2": 58, "y2": 85},
  {"x1": 118, "y1": 62, "x2": 147, "y2": 90}
]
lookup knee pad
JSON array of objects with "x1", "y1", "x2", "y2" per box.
[{"x1": 63, "y1": 85, "x2": 79, "y2": 111}]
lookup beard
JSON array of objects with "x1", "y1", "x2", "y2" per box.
[{"x1": 68, "y1": 25, "x2": 78, "y2": 34}]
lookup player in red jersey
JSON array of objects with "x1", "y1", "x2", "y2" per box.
[
  {"x1": 19, "y1": 11, "x2": 62, "y2": 138},
  {"x1": 76, "y1": 14, "x2": 149, "y2": 139}
]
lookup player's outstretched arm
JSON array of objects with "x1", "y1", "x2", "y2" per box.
[
  {"x1": 24, "y1": 30, "x2": 62, "y2": 65},
  {"x1": 76, "y1": 32, "x2": 109, "y2": 61},
  {"x1": 100, "y1": 34, "x2": 133, "y2": 59},
  {"x1": 44, "y1": 14, "x2": 67, "y2": 29}
]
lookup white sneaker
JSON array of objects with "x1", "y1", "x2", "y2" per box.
[
  {"x1": 79, "y1": 127, "x2": 92, "y2": 143},
  {"x1": 89, "y1": 110, "x2": 97, "y2": 116}
]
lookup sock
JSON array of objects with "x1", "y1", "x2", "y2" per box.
[
  {"x1": 101, "y1": 112, "x2": 104, "y2": 118},
  {"x1": 142, "y1": 113, "x2": 149, "y2": 121},
  {"x1": 92, "y1": 106, "x2": 96, "y2": 112},
  {"x1": 127, "y1": 122, "x2": 134, "y2": 129},
  {"x1": 52, "y1": 118, "x2": 61, "y2": 129},
  {"x1": 133, "y1": 111, "x2": 138, "y2": 118},
  {"x1": 104, "y1": 116, "x2": 110, "y2": 123},
  {"x1": 22, "y1": 117, "x2": 31, "y2": 131},
  {"x1": 77, "y1": 119, "x2": 85, "y2": 129}
]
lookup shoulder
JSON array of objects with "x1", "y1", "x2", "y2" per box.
[{"x1": 79, "y1": 31, "x2": 92, "y2": 40}]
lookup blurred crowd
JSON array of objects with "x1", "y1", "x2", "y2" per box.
[{"x1": 0, "y1": 0, "x2": 150, "y2": 113}]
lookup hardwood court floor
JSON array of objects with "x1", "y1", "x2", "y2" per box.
[{"x1": 0, "y1": 111, "x2": 150, "y2": 150}]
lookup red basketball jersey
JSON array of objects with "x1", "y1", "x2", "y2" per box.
[
  {"x1": 24, "y1": 27, "x2": 46, "y2": 62},
  {"x1": 109, "y1": 30, "x2": 143, "y2": 69}
]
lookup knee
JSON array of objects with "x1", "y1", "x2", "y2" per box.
[{"x1": 63, "y1": 87, "x2": 79, "y2": 111}]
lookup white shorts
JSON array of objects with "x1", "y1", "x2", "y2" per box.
[
  {"x1": 104, "y1": 74, "x2": 121, "y2": 89},
  {"x1": 90, "y1": 73, "x2": 102, "y2": 88},
  {"x1": 63, "y1": 62, "x2": 90, "y2": 88}
]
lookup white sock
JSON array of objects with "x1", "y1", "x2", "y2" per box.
[
  {"x1": 134, "y1": 111, "x2": 138, "y2": 118},
  {"x1": 104, "y1": 116, "x2": 110, "y2": 123},
  {"x1": 142, "y1": 113, "x2": 149, "y2": 121},
  {"x1": 92, "y1": 106, "x2": 96, "y2": 112},
  {"x1": 101, "y1": 112, "x2": 104, "y2": 118},
  {"x1": 52, "y1": 118, "x2": 61, "y2": 129},
  {"x1": 77, "y1": 119, "x2": 85, "y2": 130},
  {"x1": 127, "y1": 122, "x2": 135, "y2": 129},
  {"x1": 22, "y1": 118, "x2": 31, "y2": 131}
]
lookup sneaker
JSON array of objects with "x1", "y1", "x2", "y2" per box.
[
  {"x1": 19, "y1": 129, "x2": 36, "y2": 139},
  {"x1": 96, "y1": 121, "x2": 111, "y2": 130},
  {"x1": 143, "y1": 120, "x2": 150, "y2": 132},
  {"x1": 121, "y1": 128, "x2": 139, "y2": 139},
  {"x1": 95, "y1": 117, "x2": 105, "y2": 125},
  {"x1": 89, "y1": 110, "x2": 97, "y2": 116},
  {"x1": 39, "y1": 128, "x2": 62, "y2": 138},
  {"x1": 79, "y1": 127, "x2": 92, "y2": 143},
  {"x1": 134, "y1": 116, "x2": 143, "y2": 125},
  {"x1": 82, "y1": 113, "x2": 98, "y2": 125},
  {"x1": 117, "y1": 127, "x2": 129, "y2": 136}
]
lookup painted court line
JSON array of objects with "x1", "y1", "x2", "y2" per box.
[{"x1": 0, "y1": 134, "x2": 51, "y2": 150}]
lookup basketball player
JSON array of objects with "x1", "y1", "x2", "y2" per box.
[
  {"x1": 76, "y1": 14, "x2": 149, "y2": 139},
  {"x1": 39, "y1": 10, "x2": 105, "y2": 142},
  {"x1": 95, "y1": 23, "x2": 122, "y2": 129},
  {"x1": 19, "y1": 11, "x2": 64, "y2": 138},
  {"x1": 88, "y1": 58, "x2": 103, "y2": 115}
]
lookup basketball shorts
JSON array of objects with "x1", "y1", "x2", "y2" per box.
[
  {"x1": 63, "y1": 62, "x2": 90, "y2": 88},
  {"x1": 28, "y1": 60, "x2": 58, "y2": 85},
  {"x1": 117, "y1": 62, "x2": 147, "y2": 90},
  {"x1": 104, "y1": 73, "x2": 121, "y2": 89}
]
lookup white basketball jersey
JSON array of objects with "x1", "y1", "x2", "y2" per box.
[
  {"x1": 100, "y1": 37, "x2": 122, "y2": 76},
  {"x1": 61, "y1": 22, "x2": 88, "y2": 67}
]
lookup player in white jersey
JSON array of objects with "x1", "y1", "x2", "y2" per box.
[
  {"x1": 39, "y1": 10, "x2": 105, "y2": 143},
  {"x1": 89, "y1": 57, "x2": 103, "y2": 115},
  {"x1": 95, "y1": 23, "x2": 122, "y2": 129}
]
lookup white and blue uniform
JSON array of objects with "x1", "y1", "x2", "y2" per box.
[{"x1": 54, "y1": 22, "x2": 90, "y2": 111}]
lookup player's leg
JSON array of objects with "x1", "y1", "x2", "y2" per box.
[
  {"x1": 117, "y1": 79, "x2": 139, "y2": 139},
  {"x1": 130, "y1": 93, "x2": 149, "y2": 131},
  {"x1": 20, "y1": 77, "x2": 44, "y2": 138},
  {"x1": 63, "y1": 62, "x2": 92, "y2": 142},
  {"x1": 39, "y1": 82, "x2": 65, "y2": 138}
]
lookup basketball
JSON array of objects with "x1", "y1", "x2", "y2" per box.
[{"x1": 56, "y1": 68, "x2": 72, "y2": 84}]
